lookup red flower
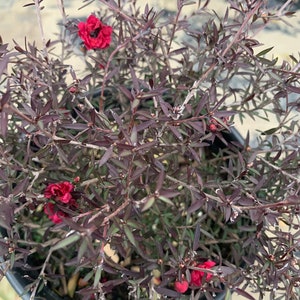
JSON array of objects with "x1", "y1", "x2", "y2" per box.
[
  {"x1": 190, "y1": 260, "x2": 216, "y2": 287},
  {"x1": 208, "y1": 123, "x2": 217, "y2": 133},
  {"x1": 78, "y1": 15, "x2": 112, "y2": 50},
  {"x1": 44, "y1": 203, "x2": 67, "y2": 224},
  {"x1": 174, "y1": 279, "x2": 189, "y2": 293},
  {"x1": 44, "y1": 181, "x2": 74, "y2": 204}
]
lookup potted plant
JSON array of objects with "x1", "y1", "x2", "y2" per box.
[{"x1": 0, "y1": 0, "x2": 300, "y2": 299}]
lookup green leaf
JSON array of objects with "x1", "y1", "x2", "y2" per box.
[
  {"x1": 77, "y1": 238, "x2": 88, "y2": 262},
  {"x1": 52, "y1": 234, "x2": 80, "y2": 251},
  {"x1": 256, "y1": 46, "x2": 274, "y2": 57},
  {"x1": 83, "y1": 270, "x2": 94, "y2": 283},
  {"x1": 107, "y1": 223, "x2": 120, "y2": 236},
  {"x1": 126, "y1": 219, "x2": 140, "y2": 229},
  {"x1": 130, "y1": 125, "x2": 138, "y2": 145},
  {"x1": 267, "y1": 71, "x2": 282, "y2": 82},
  {"x1": 131, "y1": 98, "x2": 140, "y2": 111},
  {"x1": 262, "y1": 261, "x2": 270, "y2": 273},
  {"x1": 158, "y1": 196, "x2": 174, "y2": 206},
  {"x1": 124, "y1": 225, "x2": 136, "y2": 247},
  {"x1": 141, "y1": 195, "x2": 155, "y2": 212},
  {"x1": 93, "y1": 266, "x2": 102, "y2": 287},
  {"x1": 261, "y1": 127, "x2": 279, "y2": 135},
  {"x1": 289, "y1": 54, "x2": 298, "y2": 64}
]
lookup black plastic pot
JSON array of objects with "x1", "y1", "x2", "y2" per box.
[
  {"x1": 0, "y1": 226, "x2": 66, "y2": 300},
  {"x1": 1, "y1": 266, "x2": 64, "y2": 300}
]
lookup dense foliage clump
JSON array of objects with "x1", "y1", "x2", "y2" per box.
[{"x1": 0, "y1": 1, "x2": 300, "y2": 299}]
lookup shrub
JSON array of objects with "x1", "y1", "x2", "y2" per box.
[{"x1": 0, "y1": 0, "x2": 300, "y2": 299}]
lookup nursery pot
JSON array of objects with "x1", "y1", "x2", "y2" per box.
[
  {"x1": 0, "y1": 265, "x2": 63, "y2": 300},
  {"x1": 0, "y1": 227, "x2": 65, "y2": 300}
]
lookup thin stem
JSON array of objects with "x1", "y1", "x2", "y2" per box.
[
  {"x1": 56, "y1": 0, "x2": 67, "y2": 25},
  {"x1": 101, "y1": 156, "x2": 134, "y2": 225},
  {"x1": 221, "y1": 1, "x2": 263, "y2": 58},
  {"x1": 166, "y1": 174, "x2": 200, "y2": 194},
  {"x1": 177, "y1": 1, "x2": 264, "y2": 118},
  {"x1": 56, "y1": 0, "x2": 67, "y2": 62},
  {"x1": 34, "y1": 0, "x2": 49, "y2": 60},
  {"x1": 30, "y1": 249, "x2": 53, "y2": 300},
  {"x1": 257, "y1": 154, "x2": 300, "y2": 183},
  {"x1": 166, "y1": 2, "x2": 183, "y2": 54},
  {"x1": 4, "y1": 103, "x2": 35, "y2": 124},
  {"x1": 233, "y1": 199, "x2": 300, "y2": 211},
  {"x1": 101, "y1": 197, "x2": 131, "y2": 226},
  {"x1": 277, "y1": 0, "x2": 293, "y2": 16},
  {"x1": 53, "y1": 135, "x2": 110, "y2": 151}
]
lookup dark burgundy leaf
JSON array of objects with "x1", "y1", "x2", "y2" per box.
[
  {"x1": 187, "y1": 198, "x2": 205, "y2": 214},
  {"x1": 98, "y1": 146, "x2": 114, "y2": 167},
  {"x1": 0, "y1": 111, "x2": 8, "y2": 136},
  {"x1": 235, "y1": 288, "x2": 256, "y2": 300},
  {"x1": 154, "y1": 286, "x2": 180, "y2": 297},
  {"x1": 60, "y1": 123, "x2": 89, "y2": 130},
  {"x1": 168, "y1": 125, "x2": 183, "y2": 141},
  {"x1": 0, "y1": 197, "x2": 14, "y2": 231},
  {"x1": 286, "y1": 85, "x2": 300, "y2": 94},
  {"x1": 12, "y1": 177, "x2": 29, "y2": 196}
]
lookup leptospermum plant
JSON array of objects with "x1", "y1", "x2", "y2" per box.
[{"x1": 0, "y1": 0, "x2": 300, "y2": 299}]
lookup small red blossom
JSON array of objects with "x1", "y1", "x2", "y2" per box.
[
  {"x1": 174, "y1": 280, "x2": 189, "y2": 293},
  {"x1": 190, "y1": 260, "x2": 216, "y2": 287},
  {"x1": 78, "y1": 15, "x2": 112, "y2": 50},
  {"x1": 44, "y1": 181, "x2": 74, "y2": 204},
  {"x1": 44, "y1": 202, "x2": 67, "y2": 224},
  {"x1": 208, "y1": 123, "x2": 217, "y2": 132},
  {"x1": 73, "y1": 176, "x2": 80, "y2": 183},
  {"x1": 208, "y1": 116, "x2": 230, "y2": 133},
  {"x1": 69, "y1": 86, "x2": 79, "y2": 94}
]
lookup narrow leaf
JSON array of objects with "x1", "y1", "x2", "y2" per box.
[
  {"x1": 52, "y1": 234, "x2": 80, "y2": 251},
  {"x1": 93, "y1": 266, "x2": 102, "y2": 287},
  {"x1": 98, "y1": 146, "x2": 113, "y2": 167},
  {"x1": 287, "y1": 85, "x2": 300, "y2": 94},
  {"x1": 124, "y1": 225, "x2": 136, "y2": 247},
  {"x1": 261, "y1": 127, "x2": 279, "y2": 135},
  {"x1": 235, "y1": 288, "x2": 256, "y2": 300},
  {"x1": 256, "y1": 47, "x2": 274, "y2": 57},
  {"x1": 155, "y1": 168, "x2": 165, "y2": 193},
  {"x1": 155, "y1": 287, "x2": 180, "y2": 297},
  {"x1": 130, "y1": 125, "x2": 137, "y2": 146},
  {"x1": 158, "y1": 196, "x2": 174, "y2": 206},
  {"x1": 13, "y1": 177, "x2": 29, "y2": 195},
  {"x1": 141, "y1": 195, "x2": 155, "y2": 212}
]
